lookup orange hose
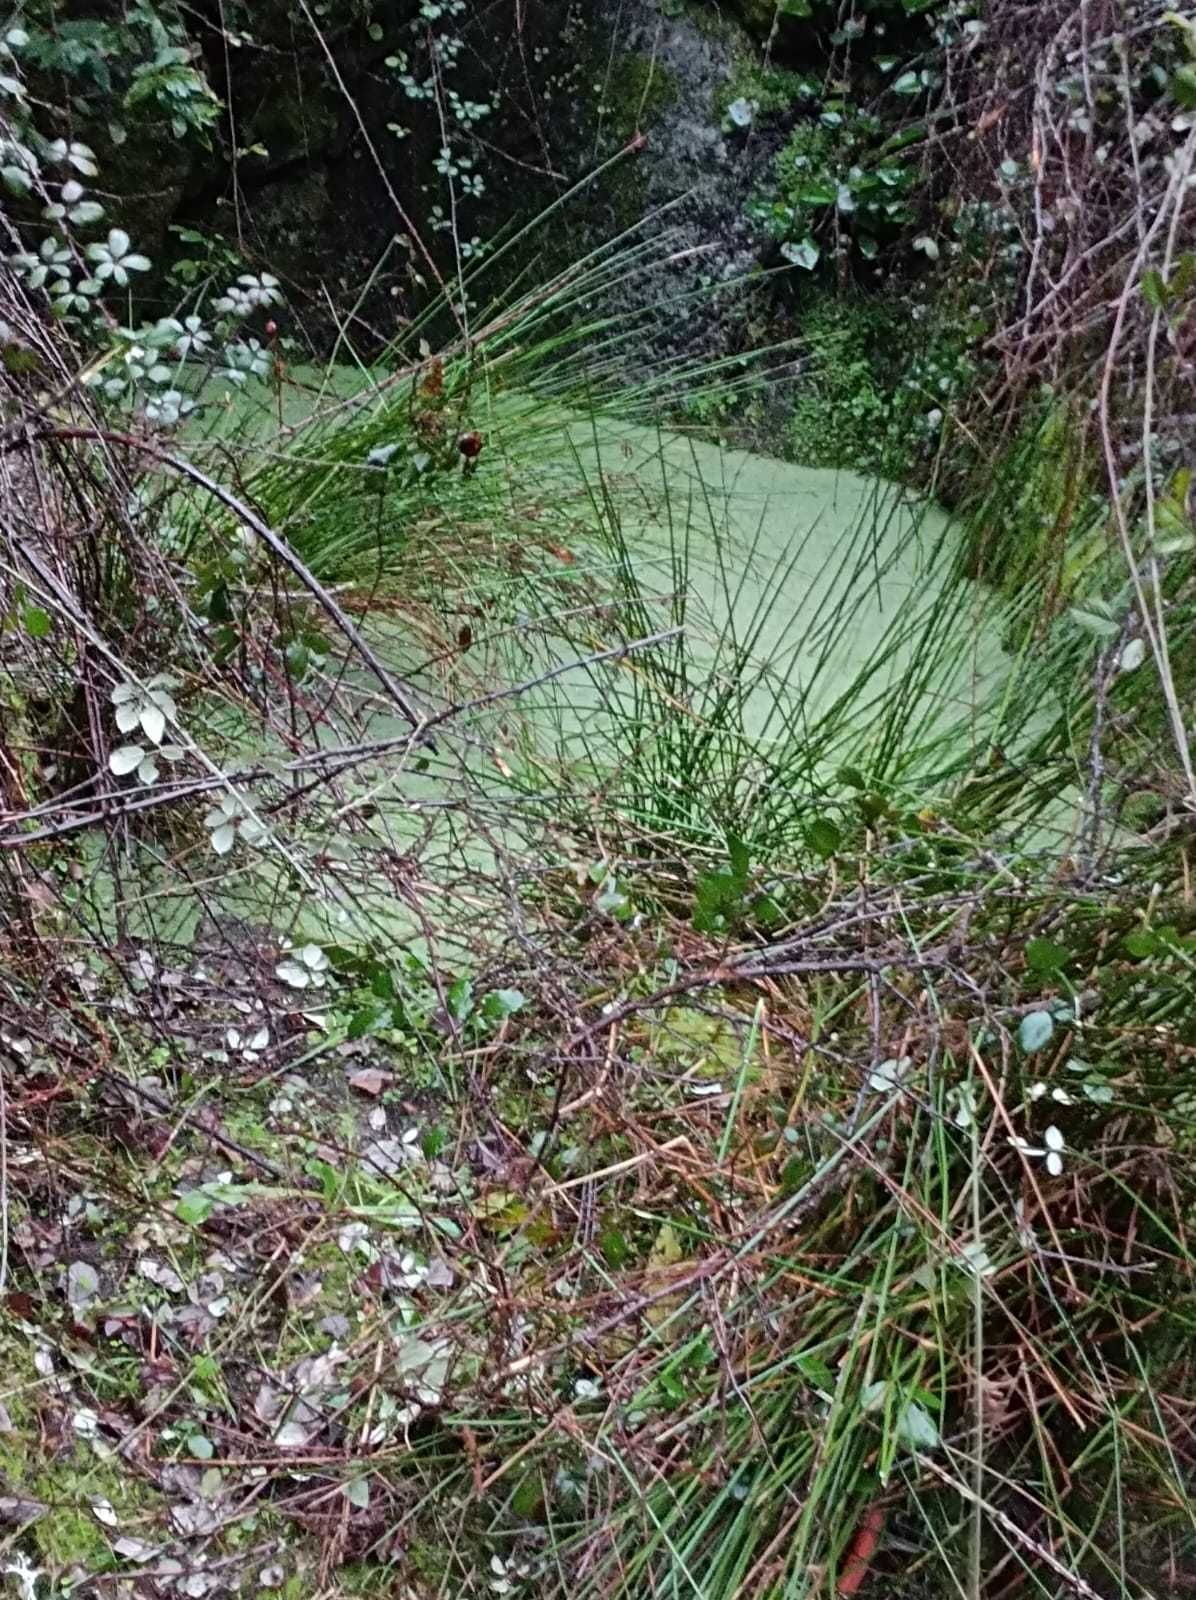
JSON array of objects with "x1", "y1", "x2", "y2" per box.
[{"x1": 836, "y1": 1503, "x2": 886, "y2": 1597}]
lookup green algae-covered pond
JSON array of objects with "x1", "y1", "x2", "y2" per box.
[{"x1": 86, "y1": 392, "x2": 1027, "y2": 952}]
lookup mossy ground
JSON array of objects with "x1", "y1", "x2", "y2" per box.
[{"x1": 4, "y1": 793, "x2": 1194, "y2": 1597}]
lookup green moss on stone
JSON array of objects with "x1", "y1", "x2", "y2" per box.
[{"x1": 595, "y1": 50, "x2": 679, "y2": 148}]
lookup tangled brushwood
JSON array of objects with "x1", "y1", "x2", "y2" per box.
[
  {"x1": 1, "y1": 5, "x2": 1196, "y2": 1597},
  {"x1": 1, "y1": 250, "x2": 1194, "y2": 1599}
]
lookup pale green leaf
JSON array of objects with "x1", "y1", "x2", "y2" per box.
[
  {"x1": 109, "y1": 744, "x2": 145, "y2": 776},
  {"x1": 1018, "y1": 1010, "x2": 1054, "y2": 1053}
]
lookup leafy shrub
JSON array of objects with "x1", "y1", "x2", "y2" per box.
[
  {"x1": 735, "y1": 0, "x2": 947, "y2": 37},
  {"x1": 787, "y1": 295, "x2": 896, "y2": 471},
  {"x1": 750, "y1": 114, "x2": 921, "y2": 271},
  {"x1": 20, "y1": 2, "x2": 220, "y2": 147}
]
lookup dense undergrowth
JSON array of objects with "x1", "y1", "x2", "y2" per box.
[
  {"x1": 2, "y1": 242, "x2": 1195, "y2": 1599},
  {"x1": 2, "y1": 4, "x2": 1196, "y2": 1600}
]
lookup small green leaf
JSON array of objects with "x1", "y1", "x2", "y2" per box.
[
  {"x1": 109, "y1": 744, "x2": 146, "y2": 777},
  {"x1": 177, "y1": 1190, "x2": 215, "y2": 1226},
  {"x1": 447, "y1": 975, "x2": 474, "y2": 1022},
  {"x1": 206, "y1": 580, "x2": 232, "y2": 624},
  {"x1": 860, "y1": 1379, "x2": 888, "y2": 1412},
  {"x1": 347, "y1": 1003, "x2": 390, "y2": 1040},
  {"x1": 693, "y1": 868, "x2": 742, "y2": 933},
  {"x1": 658, "y1": 1368, "x2": 686, "y2": 1406},
  {"x1": 67, "y1": 1261, "x2": 101, "y2": 1308},
  {"x1": 1067, "y1": 601, "x2": 1119, "y2": 639},
  {"x1": 780, "y1": 236, "x2": 821, "y2": 271},
  {"x1": 346, "y1": 1476, "x2": 371, "y2": 1507},
  {"x1": 1118, "y1": 637, "x2": 1146, "y2": 673},
  {"x1": 211, "y1": 624, "x2": 237, "y2": 665},
  {"x1": 1123, "y1": 929, "x2": 1160, "y2": 959},
  {"x1": 482, "y1": 988, "x2": 525, "y2": 1022},
  {"x1": 1025, "y1": 937, "x2": 1069, "y2": 973},
  {"x1": 22, "y1": 607, "x2": 51, "y2": 638},
  {"x1": 1, "y1": 164, "x2": 31, "y2": 196},
  {"x1": 285, "y1": 641, "x2": 310, "y2": 678},
  {"x1": 795, "y1": 1351, "x2": 835, "y2": 1390},
  {"x1": 1018, "y1": 1011, "x2": 1054, "y2": 1054},
  {"x1": 1171, "y1": 63, "x2": 1196, "y2": 108},
  {"x1": 600, "y1": 1229, "x2": 629, "y2": 1267},
  {"x1": 896, "y1": 1398, "x2": 940, "y2": 1451},
  {"x1": 751, "y1": 891, "x2": 784, "y2": 929},
  {"x1": 308, "y1": 1158, "x2": 341, "y2": 1203},
  {"x1": 806, "y1": 817, "x2": 842, "y2": 859},
  {"x1": 858, "y1": 791, "x2": 888, "y2": 824},
  {"x1": 510, "y1": 1474, "x2": 542, "y2": 1519},
  {"x1": 1141, "y1": 269, "x2": 1168, "y2": 313}
]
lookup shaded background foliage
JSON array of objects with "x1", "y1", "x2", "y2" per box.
[{"x1": 16, "y1": 0, "x2": 1194, "y2": 491}]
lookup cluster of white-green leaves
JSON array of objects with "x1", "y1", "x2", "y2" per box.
[{"x1": 2, "y1": 26, "x2": 280, "y2": 429}]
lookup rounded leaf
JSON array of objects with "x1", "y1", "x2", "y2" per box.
[
  {"x1": 806, "y1": 816, "x2": 841, "y2": 858},
  {"x1": 1025, "y1": 937, "x2": 1069, "y2": 973},
  {"x1": 209, "y1": 823, "x2": 236, "y2": 856},
  {"x1": 482, "y1": 988, "x2": 526, "y2": 1021},
  {"x1": 109, "y1": 744, "x2": 146, "y2": 776},
  {"x1": 67, "y1": 1261, "x2": 100, "y2": 1308},
  {"x1": 896, "y1": 1398, "x2": 940, "y2": 1451},
  {"x1": 1118, "y1": 637, "x2": 1146, "y2": 674},
  {"x1": 139, "y1": 703, "x2": 166, "y2": 745},
  {"x1": 781, "y1": 237, "x2": 820, "y2": 271},
  {"x1": 1018, "y1": 1010, "x2": 1054, "y2": 1054}
]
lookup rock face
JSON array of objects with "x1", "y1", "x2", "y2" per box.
[
  {"x1": 47, "y1": 0, "x2": 789, "y2": 377},
  {"x1": 728, "y1": 0, "x2": 783, "y2": 38},
  {"x1": 178, "y1": 0, "x2": 607, "y2": 334},
  {"x1": 571, "y1": 0, "x2": 781, "y2": 376},
  {"x1": 168, "y1": 0, "x2": 787, "y2": 377}
]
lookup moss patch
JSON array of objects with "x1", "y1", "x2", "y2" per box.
[
  {"x1": 787, "y1": 291, "x2": 901, "y2": 474},
  {"x1": 595, "y1": 50, "x2": 680, "y2": 149}
]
